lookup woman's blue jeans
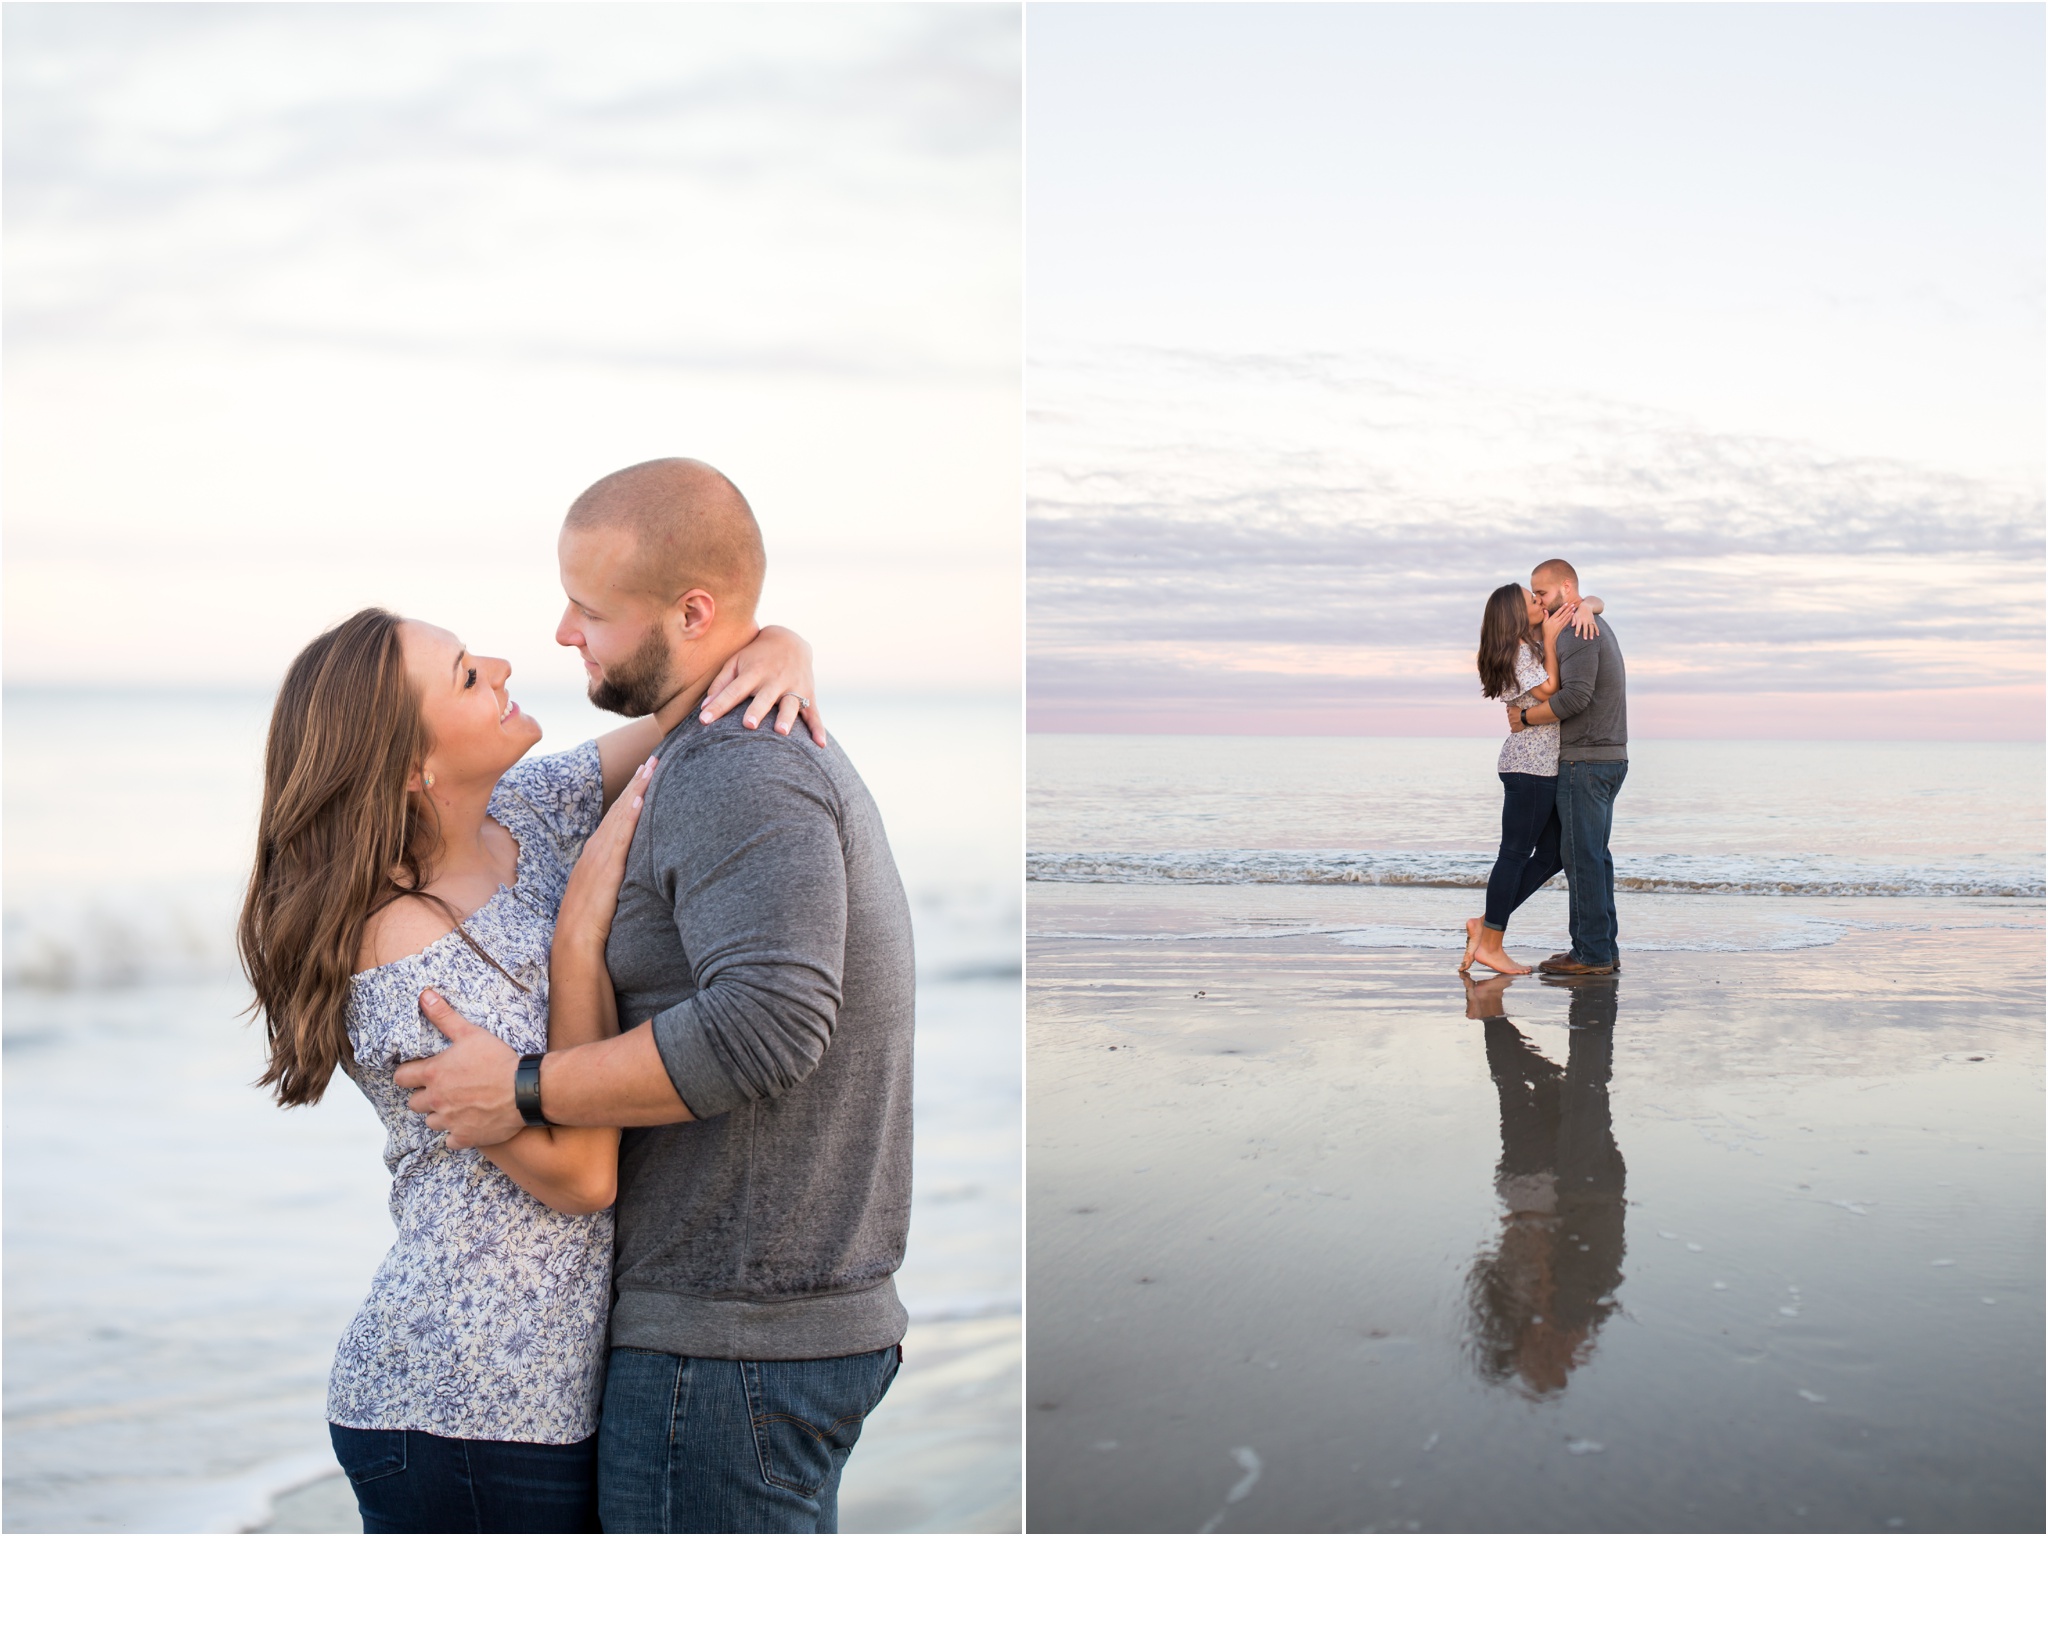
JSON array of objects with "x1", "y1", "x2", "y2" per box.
[
  {"x1": 328, "y1": 1423, "x2": 599, "y2": 1533},
  {"x1": 1483, "y1": 772, "x2": 1562, "y2": 932},
  {"x1": 597, "y1": 1344, "x2": 901, "y2": 1533}
]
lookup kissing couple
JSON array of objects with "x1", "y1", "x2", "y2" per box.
[
  {"x1": 1460, "y1": 555, "x2": 1631, "y2": 980},
  {"x1": 239, "y1": 458, "x2": 915, "y2": 1533}
]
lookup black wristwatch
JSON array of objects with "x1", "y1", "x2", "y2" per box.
[{"x1": 514, "y1": 1053, "x2": 551, "y2": 1127}]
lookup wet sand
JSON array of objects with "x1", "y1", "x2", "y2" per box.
[{"x1": 1026, "y1": 895, "x2": 2044, "y2": 1532}]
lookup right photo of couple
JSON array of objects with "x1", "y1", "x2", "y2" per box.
[{"x1": 1022, "y1": 0, "x2": 2043, "y2": 1548}]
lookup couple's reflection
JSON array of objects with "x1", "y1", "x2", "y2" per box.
[{"x1": 1459, "y1": 972, "x2": 1626, "y2": 1398}]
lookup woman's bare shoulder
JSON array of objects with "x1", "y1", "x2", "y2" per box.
[{"x1": 355, "y1": 895, "x2": 456, "y2": 975}]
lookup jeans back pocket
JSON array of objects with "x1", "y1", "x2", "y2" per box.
[
  {"x1": 329, "y1": 1424, "x2": 408, "y2": 1485},
  {"x1": 741, "y1": 1349, "x2": 900, "y2": 1498}
]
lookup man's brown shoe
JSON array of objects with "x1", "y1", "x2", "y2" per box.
[{"x1": 1538, "y1": 955, "x2": 1614, "y2": 976}]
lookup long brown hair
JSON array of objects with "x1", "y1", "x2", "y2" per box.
[
  {"x1": 238, "y1": 608, "x2": 441, "y2": 1106},
  {"x1": 1476, "y1": 583, "x2": 1539, "y2": 701}
]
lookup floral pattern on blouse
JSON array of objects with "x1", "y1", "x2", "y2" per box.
[
  {"x1": 327, "y1": 740, "x2": 614, "y2": 1445},
  {"x1": 1497, "y1": 644, "x2": 1561, "y2": 777}
]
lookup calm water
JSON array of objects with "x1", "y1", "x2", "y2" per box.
[
  {"x1": 1026, "y1": 733, "x2": 2043, "y2": 1532},
  {"x1": 4, "y1": 687, "x2": 1020, "y2": 1532}
]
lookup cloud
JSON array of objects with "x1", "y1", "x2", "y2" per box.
[
  {"x1": 2, "y1": 4, "x2": 1020, "y2": 374},
  {"x1": 1029, "y1": 344, "x2": 2043, "y2": 716}
]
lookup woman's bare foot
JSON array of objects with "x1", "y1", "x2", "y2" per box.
[
  {"x1": 1459, "y1": 917, "x2": 1482, "y2": 973},
  {"x1": 1471, "y1": 926, "x2": 1533, "y2": 976}
]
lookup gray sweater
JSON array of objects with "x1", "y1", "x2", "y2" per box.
[
  {"x1": 603, "y1": 708, "x2": 915, "y2": 1361},
  {"x1": 1552, "y1": 618, "x2": 1628, "y2": 762}
]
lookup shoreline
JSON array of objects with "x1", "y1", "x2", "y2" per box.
[{"x1": 1027, "y1": 880, "x2": 2043, "y2": 956}]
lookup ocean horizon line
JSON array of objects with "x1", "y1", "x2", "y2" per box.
[
  {"x1": 1025, "y1": 727, "x2": 2046, "y2": 745},
  {"x1": 4, "y1": 681, "x2": 1023, "y2": 709}
]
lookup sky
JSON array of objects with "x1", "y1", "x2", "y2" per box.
[
  {"x1": 1027, "y1": 2, "x2": 2045, "y2": 738},
  {"x1": 4, "y1": 2, "x2": 1020, "y2": 694}
]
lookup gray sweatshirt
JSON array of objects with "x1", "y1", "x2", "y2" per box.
[
  {"x1": 1551, "y1": 618, "x2": 1628, "y2": 762},
  {"x1": 603, "y1": 708, "x2": 915, "y2": 1361}
]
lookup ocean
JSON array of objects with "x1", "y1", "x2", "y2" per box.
[
  {"x1": 1029, "y1": 734, "x2": 2042, "y2": 958},
  {"x1": 3, "y1": 686, "x2": 1020, "y2": 1532},
  {"x1": 1030, "y1": 734, "x2": 2042, "y2": 901}
]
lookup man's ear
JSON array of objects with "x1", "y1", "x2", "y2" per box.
[{"x1": 667, "y1": 587, "x2": 718, "y2": 640}]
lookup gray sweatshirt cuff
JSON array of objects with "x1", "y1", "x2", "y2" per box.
[{"x1": 651, "y1": 1004, "x2": 746, "y2": 1122}]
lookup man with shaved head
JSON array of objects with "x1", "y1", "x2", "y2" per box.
[
  {"x1": 1508, "y1": 557, "x2": 1629, "y2": 976},
  {"x1": 561, "y1": 459, "x2": 769, "y2": 699},
  {"x1": 402, "y1": 457, "x2": 915, "y2": 1531}
]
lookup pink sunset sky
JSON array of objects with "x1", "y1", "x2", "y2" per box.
[{"x1": 1026, "y1": 6, "x2": 2043, "y2": 742}]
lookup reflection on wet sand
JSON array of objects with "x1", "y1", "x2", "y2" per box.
[
  {"x1": 1027, "y1": 914, "x2": 2044, "y2": 1532},
  {"x1": 1461, "y1": 973, "x2": 1627, "y2": 1398}
]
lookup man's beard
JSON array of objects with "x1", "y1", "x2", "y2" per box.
[{"x1": 587, "y1": 624, "x2": 676, "y2": 718}]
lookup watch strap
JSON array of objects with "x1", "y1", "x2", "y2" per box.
[{"x1": 514, "y1": 1053, "x2": 550, "y2": 1127}]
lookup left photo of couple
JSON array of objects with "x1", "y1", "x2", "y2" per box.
[
  {"x1": 247, "y1": 460, "x2": 913, "y2": 1533},
  {"x1": 4, "y1": 5, "x2": 1020, "y2": 1536}
]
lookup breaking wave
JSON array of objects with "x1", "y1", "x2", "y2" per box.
[
  {"x1": 1027, "y1": 848, "x2": 2044, "y2": 899},
  {"x1": 3, "y1": 880, "x2": 1018, "y2": 991}
]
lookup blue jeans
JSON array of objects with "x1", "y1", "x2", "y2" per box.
[
  {"x1": 1557, "y1": 758, "x2": 1629, "y2": 966},
  {"x1": 328, "y1": 1424, "x2": 599, "y2": 1533},
  {"x1": 597, "y1": 1344, "x2": 901, "y2": 1533},
  {"x1": 1482, "y1": 772, "x2": 1562, "y2": 932}
]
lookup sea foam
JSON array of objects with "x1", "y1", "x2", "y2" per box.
[{"x1": 1027, "y1": 848, "x2": 2043, "y2": 898}]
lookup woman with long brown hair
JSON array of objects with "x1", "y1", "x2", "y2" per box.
[
  {"x1": 1459, "y1": 582, "x2": 1602, "y2": 976},
  {"x1": 239, "y1": 607, "x2": 817, "y2": 1531}
]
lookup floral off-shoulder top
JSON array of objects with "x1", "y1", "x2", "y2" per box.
[
  {"x1": 327, "y1": 740, "x2": 612, "y2": 1445},
  {"x1": 1498, "y1": 644, "x2": 1561, "y2": 778}
]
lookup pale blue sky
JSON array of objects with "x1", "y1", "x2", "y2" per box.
[{"x1": 1028, "y1": 2, "x2": 2045, "y2": 736}]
